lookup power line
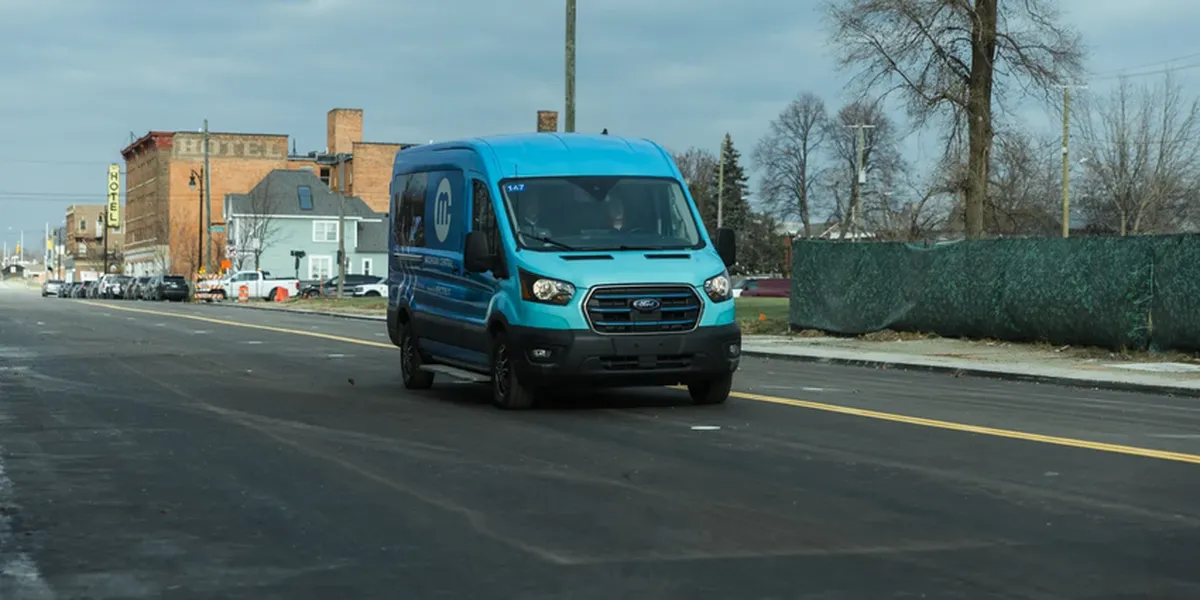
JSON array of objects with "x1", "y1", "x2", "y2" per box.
[
  {"x1": 1090, "y1": 61, "x2": 1200, "y2": 81},
  {"x1": 1089, "y1": 51, "x2": 1200, "y2": 77},
  {"x1": 0, "y1": 158, "x2": 124, "y2": 167}
]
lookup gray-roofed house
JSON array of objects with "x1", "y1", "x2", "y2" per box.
[{"x1": 224, "y1": 170, "x2": 388, "y2": 281}]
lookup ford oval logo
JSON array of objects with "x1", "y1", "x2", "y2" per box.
[{"x1": 632, "y1": 298, "x2": 661, "y2": 311}]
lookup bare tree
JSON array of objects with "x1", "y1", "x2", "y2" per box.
[
  {"x1": 753, "y1": 93, "x2": 829, "y2": 238},
  {"x1": 1076, "y1": 73, "x2": 1200, "y2": 236},
  {"x1": 232, "y1": 180, "x2": 283, "y2": 271},
  {"x1": 824, "y1": 100, "x2": 901, "y2": 239},
  {"x1": 148, "y1": 210, "x2": 174, "y2": 274},
  {"x1": 671, "y1": 147, "x2": 719, "y2": 219},
  {"x1": 825, "y1": 0, "x2": 1085, "y2": 239},
  {"x1": 866, "y1": 167, "x2": 954, "y2": 241},
  {"x1": 986, "y1": 129, "x2": 1061, "y2": 236},
  {"x1": 172, "y1": 218, "x2": 201, "y2": 277}
]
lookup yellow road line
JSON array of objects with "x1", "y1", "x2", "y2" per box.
[
  {"x1": 723, "y1": 389, "x2": 1200, "y2": 465},
  {"x1": 81, "y1": 301, "x2": 394, "y2": 348},
  {"x1": 86, "y1": 301, "x2": 1200, "y2": 465}
]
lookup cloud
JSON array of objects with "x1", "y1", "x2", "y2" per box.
[{"x1": 0, "y1": 0, "x2": 1197, "y2": 242}]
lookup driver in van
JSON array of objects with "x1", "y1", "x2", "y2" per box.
[
  {"x1": 607, "y1": 198, "x2": 626, "y2": 232},
  {"x1": 517, "y1": 195, "x2": 542, "y2": 236}
]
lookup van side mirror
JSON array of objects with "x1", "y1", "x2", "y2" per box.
[
  {"x1": 464, "y1": 231, "x2": 492, "y2": 273},
  {"x1": 715, "y1": 227, "x2": 736, "y2": 267}
]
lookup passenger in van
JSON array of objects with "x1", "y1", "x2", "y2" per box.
[{"x1": 607, "y1": 199, "x2": 625, "y2": 232}]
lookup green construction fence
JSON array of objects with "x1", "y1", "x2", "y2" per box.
[{"x1": 788, "y1": 235, "x2": 1200, "y2": 352}]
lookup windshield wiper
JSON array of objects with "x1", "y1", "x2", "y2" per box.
[
  {"x1": 523, "y1": 234, "x2": 577, "y2": 251},
  {"x1": 589, "y1": 245, "x2": 672, "y2": 251}
]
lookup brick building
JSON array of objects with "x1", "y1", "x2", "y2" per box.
[
  {"x1": 288, "y1": 109, "x2": 418, "y2": 213},
  {"x1": 120, "y1": 108, "x2": 413, "y2": 276},
  {"x1": 63, "y1": 204, "x2": 123, "y2": 282}
]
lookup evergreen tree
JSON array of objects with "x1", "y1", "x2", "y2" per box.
[{"x1": 703, "y1": 134, "x2": 752, "y2": 235}]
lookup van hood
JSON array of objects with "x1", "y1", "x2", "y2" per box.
[{"x1": 516, "y1": 248, "x2": 727, "y2": 289}]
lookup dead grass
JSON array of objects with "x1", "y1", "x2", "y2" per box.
[
  {"x1": 1024, "y1": 340, "x2": 1200, "y2": 364},
  {"x1": 856, "y1": 329, "x2": 941, "y2": 342}
]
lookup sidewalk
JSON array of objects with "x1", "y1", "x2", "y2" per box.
[
  {"x1": 744, "y1": 335, "x2": 1200, "y2": 397},
  {"x1": 211, "y1": 301, "x2": 1200, "y2": 397}
]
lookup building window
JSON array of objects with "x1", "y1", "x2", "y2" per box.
[
  {"x1": 298, "y1": 185, "x2": 313, "y2": 210},
  {"x1": 313, "y1": 221, "x2": 338, "y2": 243},
  {"x1": 79, "y1": 219, "x2": 87, "y2": 232},
  {"x1": 319, "y1": 167, "x2": 330, "y2": 186},
  {"x1": 362, "y1": 258, "x2": 373, "y2": 276},
  {"x1": 309, "y1": 255, "x2": 332, "y2": 280},
  {"x1": 395, "y1": 172, "x2": 428, "y2": 247}
]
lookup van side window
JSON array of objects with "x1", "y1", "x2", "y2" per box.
[
  {"x1": 471, "y1": 179, "x2": 500, "y2": 256},
  {"x1": 398, "y1": 172, "x2": 428, "y2": 247},
  {"x1": 390, "y1": 175, "x2": 404, "y2": 245}
]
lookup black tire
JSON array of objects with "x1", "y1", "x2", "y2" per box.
[
  {"x1": 399, "y1": 322, "x2": 435, "y2": 390},
  {"x1": 268, "y1": 288, "x2": 279, "y2": 302},
  {"x1": 365, "y1": 291, "x2": 381, "y2": 297},
  {"x1": 687, "y1": 373, "x2": 733, "y2": 405},
  {"x1": 490, "y1": 332, "x2": 537, "y2": 410}
]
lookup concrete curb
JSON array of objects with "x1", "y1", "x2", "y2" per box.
[
  {"x1": 741, "y1": 349, "x2": 1200, "y2": 399},
  {"x1": 204, "y1": 301, "x2": 386, "y2": 323}
]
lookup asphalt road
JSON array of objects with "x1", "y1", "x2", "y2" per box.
[{"x1": 2, "y1": 284, "x2": 1200, "y2": 599}]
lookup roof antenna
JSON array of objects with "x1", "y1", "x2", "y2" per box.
[{"x1": 601, "y1": 128, "x2": 608, "y2": 135}]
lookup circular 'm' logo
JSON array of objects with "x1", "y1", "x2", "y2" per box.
[{"x1": 434, "y1": 177, "x2": 452, "y2": 242}]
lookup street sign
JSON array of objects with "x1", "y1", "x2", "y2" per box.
[
  {"x1": 209, "y1": 225, "x2": 224, "y2": 233},
  {"x1": 107, "y1": 164, "x2": 121, "y2": 228}
]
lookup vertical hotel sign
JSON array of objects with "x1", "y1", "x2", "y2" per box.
[{"x1": 106, "y1": 164, "x2": 121, "y2": 228}]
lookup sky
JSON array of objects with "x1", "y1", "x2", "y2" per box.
[{"x1": 2, "y1": 0, "x2": 1199, "y2": 254}]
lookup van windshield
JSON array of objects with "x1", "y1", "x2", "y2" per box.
[{"x1": 498, "y1": 176, "x2": 704, "y2": 252}]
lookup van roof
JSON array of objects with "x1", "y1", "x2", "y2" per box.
[{"x1": 398, "y1": 133, "x2": 679, "y2": 179}]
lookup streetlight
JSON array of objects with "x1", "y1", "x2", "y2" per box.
[{"x1": 189, "y1": 169, "x2": 204, "y2": 273}]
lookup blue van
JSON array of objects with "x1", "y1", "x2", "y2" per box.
[{"x1": 385, "y1": 133, "x2": 741, "y2": 409}]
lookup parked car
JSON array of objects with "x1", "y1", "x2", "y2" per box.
[
  {"x1": 146, "y1": 275, "x2": 190, "y2": 301},
  {"x1": 300, "y1": 274, "x2": 383, "y2": 299},
  {"x1": 736, "y1": 278, "x2": 789, "y2": 298},
  {"x1": 351, "y1": 282, "x2": 388, "y2": 297},
  {"x1": 125, "y1": 276, "x2": 151, "y2": 299},
  {"x1": 42, "y1": 279, "x2": 64, "y2": 297}
]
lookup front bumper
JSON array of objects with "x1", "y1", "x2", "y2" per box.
[{"x1": 507, "y1": 323, "x2": 741, "y2": 388}]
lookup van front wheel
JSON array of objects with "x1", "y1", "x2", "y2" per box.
[
  {"x1": 399, "y1": 323, "x2": 435, "y2": 390},
  {"x1": 687, "y1": 373, "x2": 733, "y2": 405},
  {"x1": 491, "y1": 333, "x2": 537, "y2": 410}
]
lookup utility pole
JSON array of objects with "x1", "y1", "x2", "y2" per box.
[
  {"x1": 845, "y1": 123, "x2": 875, "y2": 239},
  {"x1": 1057, "y1": 84, "x2": 1087, "y2": 238},
  {"x1": 335, "y1": 154, "x2": 347, "y2": 298},
  {"x1": 102, "y1": 215, "x2": 109, "y2": 275},
  {"x1": 717, "y1": 138, "x2": 725, "y2": 228},
  {"x1": 203, "y1": 119, "x2": 213, "y2": 273},
  {"x1": 564, "y1": 0, "x2": 576, "y2": 133}
]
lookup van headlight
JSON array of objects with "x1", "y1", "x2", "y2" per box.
[
  {"x1": 703, "y1": 272, "x2": 732, "y2": 302},
  {"x1": 519, "y1": 269, "x2": 575, "y2": 305}
]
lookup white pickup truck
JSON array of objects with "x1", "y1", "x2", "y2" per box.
[{"x1": 196, "y1": 270, "x2": 301, "y2": 301}]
